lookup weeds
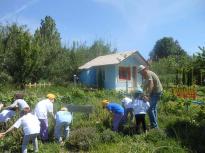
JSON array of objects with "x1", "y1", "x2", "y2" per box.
[{"x1": 0, "y1": 85, "x2": 204, "y2": 153}]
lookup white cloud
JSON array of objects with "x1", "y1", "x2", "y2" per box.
[
  {"x1": 92, "y1": 0, "x2": 203, "y2": 57},
  {"x1": 92, "y1": 0, "x2": 201, "y2": 36},
  {"x1": 0, "y1": 0, "x2": 39, "y2": 22}
]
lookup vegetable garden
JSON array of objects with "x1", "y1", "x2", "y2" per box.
[{"x1": 0, "y1": 84, "x2": 205, "y2": 153}]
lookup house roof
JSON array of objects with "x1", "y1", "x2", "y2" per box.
[{"x1": 79, "y1": 51, "x2": 148, "y2": 69}]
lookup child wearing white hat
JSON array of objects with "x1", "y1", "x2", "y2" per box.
[{"x1": 132, "y1": 87, "x2": 150, "y2": 134}]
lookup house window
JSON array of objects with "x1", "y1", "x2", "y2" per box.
[{"x1": 119, "y1": 67, "x2": 131, "y2": 80}]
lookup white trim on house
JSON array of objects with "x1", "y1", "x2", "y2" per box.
[{"x1": 79, "y1": 51, "x2": 148, "y2": 69}]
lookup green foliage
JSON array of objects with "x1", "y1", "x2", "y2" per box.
[
  {"x1": 160, "y1": 90, "x2": 177, "y2": 102},
  {"x1": 1, "y1": 85, "x2": 205, "y2": 153},
  {"x1": 100, "y1": 129, "x2": 121, "y2": 143},
  {"x1": 59, "y1": 93, "x2": 72, "y2": 103},
  {"x1": 0, "y1": 72, "x2": 12, "y2": 84},
  {"x1": 0, "y1": 24, "x2": 41, "y2": 85},
  {"x1": 150, "y1": 37, "x2": 187, "y2": 61},
  {"x1": 0, "y1": 16, "x2": 116, "y2": 85},
  {"x1": 193, "y1": 105, "x2": 205, "y2": 124},
  {"x1": 0, "y1": 116, "x2": 22, "y2": 153},
  {"x1": 66, "y1": 127, "x2": 100, "y2": 151},
  {"x1": 24, "y1": 94, "x2": 39, "y2": 108},
  {"x1": 166, "y1": 119, "x2": 205, "y2": 153},
  {"x1": 71, "y1": 87, "x2": 85, "y2": 99},
  {"x1": 145, "y1": 129, "x2": 167, "y2": 144},
  {"x1": 151, "y1": 55, "x2": 194, "y2": 86},
  {"x1": 38, "y1": 142, "x2": 61, "y2": 153}
]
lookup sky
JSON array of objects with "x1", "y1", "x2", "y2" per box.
[{"x1": 0, "y1": 0, "x2": 205, "y2": 59}]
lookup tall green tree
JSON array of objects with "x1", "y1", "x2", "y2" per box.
[
  {"x1": 151, "y1": 55, "x2": 193, "y2": 86},
  {"x1": 193, "y1": 46, "x2": 205, "y2": 84},
  {"x1": 150, "y1": 37, "x2": 187, "y2": 61},
  {"x1": 2, "y1": 24, "x2": 40, "y2": 86},
  {"x1": 68, "y1": 40, "x2": 116, "y2": 80},
  {"x1": 34, "y1": 16, "x2": 61, "y2": 81},
  {"x1": 0, "y1": 25, "x2": 13, "y2": 84},
  {"x1": 89, "y1": 40, "x2": 115, "y2": 60}
]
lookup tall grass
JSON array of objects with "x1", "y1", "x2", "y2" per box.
[{"x1": 0, "y1": 85, "x2": 204, "y2": 152}]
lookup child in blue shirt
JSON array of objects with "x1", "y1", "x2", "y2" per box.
[
  {"x1": 54, "y1": 107, "x2": 73, "y2": 143},
  {"x1": 101, "y1": 100, "x2": 124, "y2": 132}
]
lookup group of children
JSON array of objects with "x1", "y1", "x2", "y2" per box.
[
  {"x1": 0, "y1": 93, "x2": 73, "y2": 153},
  {"x1": 0, "y1": 88, "x2": 150, "y2": 152},
  {"x1": 102, "y1": 87, "x2": 150, "y2": 133}
]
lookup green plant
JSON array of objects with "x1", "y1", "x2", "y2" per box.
[
  {"x1": 144, "y1": 129, "x2": 167, "y2": 144},
  {"x1": 100, "y1": 129, "x2": 120, "y2": 143},
  {"x1": 66, "y1": 127, "x2": 100, "y2": 151},
  {"x1": 71, "y1": 88, "x2": 85, "y2": 98}
]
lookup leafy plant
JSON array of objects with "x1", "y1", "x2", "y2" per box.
[
  {"x1": 66, "y1": 127, "x2": 100, "y2": 151},
  {"x1": 100, "y1": 129, "x2": 120, "y2": 143},
  {"x1": 144, "y1": 129, "x2": 167, "y2": 144}
]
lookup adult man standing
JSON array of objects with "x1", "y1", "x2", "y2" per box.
[
  {"x1": 138, "y1": 65, "x2": 163, "y2": 129},
  {"x1": 34, "y1": 93, "x2": 55, "y2": 142}
]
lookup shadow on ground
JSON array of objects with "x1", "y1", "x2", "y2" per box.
[{"x1": 165, "y1": 120, "x2": 205, "y2": 153}]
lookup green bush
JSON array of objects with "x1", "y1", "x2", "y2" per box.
[
  {"x1": 144, "y1": 129, "x2": 167, "y2": 144},
  {"x1": 0, "y1": 120, "x2": 22, "y2": 153},
  {"x1": 66, "y1": 127, "x2": 100, "y2": 151},
  {"x1": 100, "y1": 129, "x2": 120, "y2": 143},
  {"x1": 0, "y1": 72, "x2": 13, "y2": 84},
  {"x1": 94, "y1": 90, "x2": 106, "y2": 98},
  {"x1": 71, "y1": 88, "x2": 85, "y2": 99},
  {"x1": 59, "y1": 93, "x2": 72, "y2": 103}
]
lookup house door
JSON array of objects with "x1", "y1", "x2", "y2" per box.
[
  {"x1": 97, "y1": 68, "x2": 105, "y2": 89},
  {"x1": 132, "y1": 66, "x2": 137, "y2": 90}
]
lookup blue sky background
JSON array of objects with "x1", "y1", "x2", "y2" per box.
[{"x1": 0, "y1": 0, "x2": 205, "y2": 59}]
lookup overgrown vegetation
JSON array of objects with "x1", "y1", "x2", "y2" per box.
[
  {"x1": 0, "y1": 16, "x2": 116, "y2": 86},
  {"x1": 0, "y1": 16, "x2": 205, "y2": 87},
  {"x1": 0, "y1": 85, "x2": 204, "y2": 153}
]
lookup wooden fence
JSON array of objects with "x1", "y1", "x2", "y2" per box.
[{"x1": 25, "y1": 82, "x2": 52, "y2": 88}]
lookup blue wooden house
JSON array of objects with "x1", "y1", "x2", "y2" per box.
[{"x1": 79, "y1": 51, "x2": 148, "y2": 92}]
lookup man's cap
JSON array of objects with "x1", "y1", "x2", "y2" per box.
[{"x1": 138, "y1": 65, "x2": 146, "y2": 72}]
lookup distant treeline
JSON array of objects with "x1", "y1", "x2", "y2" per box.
[
  {"x1": 0, "y1": 16, "x2": 116, "y2": 86},
  {"x1": 1, "y1": 16, "x2": 205, "y2": 87}
]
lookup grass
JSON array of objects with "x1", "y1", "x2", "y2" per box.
[{"x1": 0, "y1": 84, "x2": 205, "y2": 153}]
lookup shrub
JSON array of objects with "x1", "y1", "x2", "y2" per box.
[
  {"x1": 94, "y1": 90, "x2": 106, "y2": 98},
  {"x1": 24, "y1": 95, "x2": 38, "y2": 107},
  {"x1": 165, "y1": 119, "x2": 205, "y2": 153},
  {"x1": 59, "y1": 93, "x2": 72, "y2": 103},
  {"x1": 0, "y1": 72, "x2": 13, "y2": 84},
  {"x1": 194, "y1": 105, "x2": 205, "y2": 123},
  {"x1": 0, "y1": 119, "x2": 22, "y2": 153},
  {"x1": 161, "y1": 90, "x2": 173, "y2": 102},
  {"x1": 144, "y1": 129, "x2": 167, "y2": 144},
  {"x1": 100, "y1": 129, "x2": 121, "y2": 143},
  {"x1": 66, "y1": 127, "x2": 100, "y2": 151},
  {"x1": 71, "y1": 88, "x2": 85, "y2": 99}
]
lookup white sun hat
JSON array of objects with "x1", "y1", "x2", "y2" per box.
[{"x1": 138, "y1": 65, "x2": 146, "y2": 72}]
